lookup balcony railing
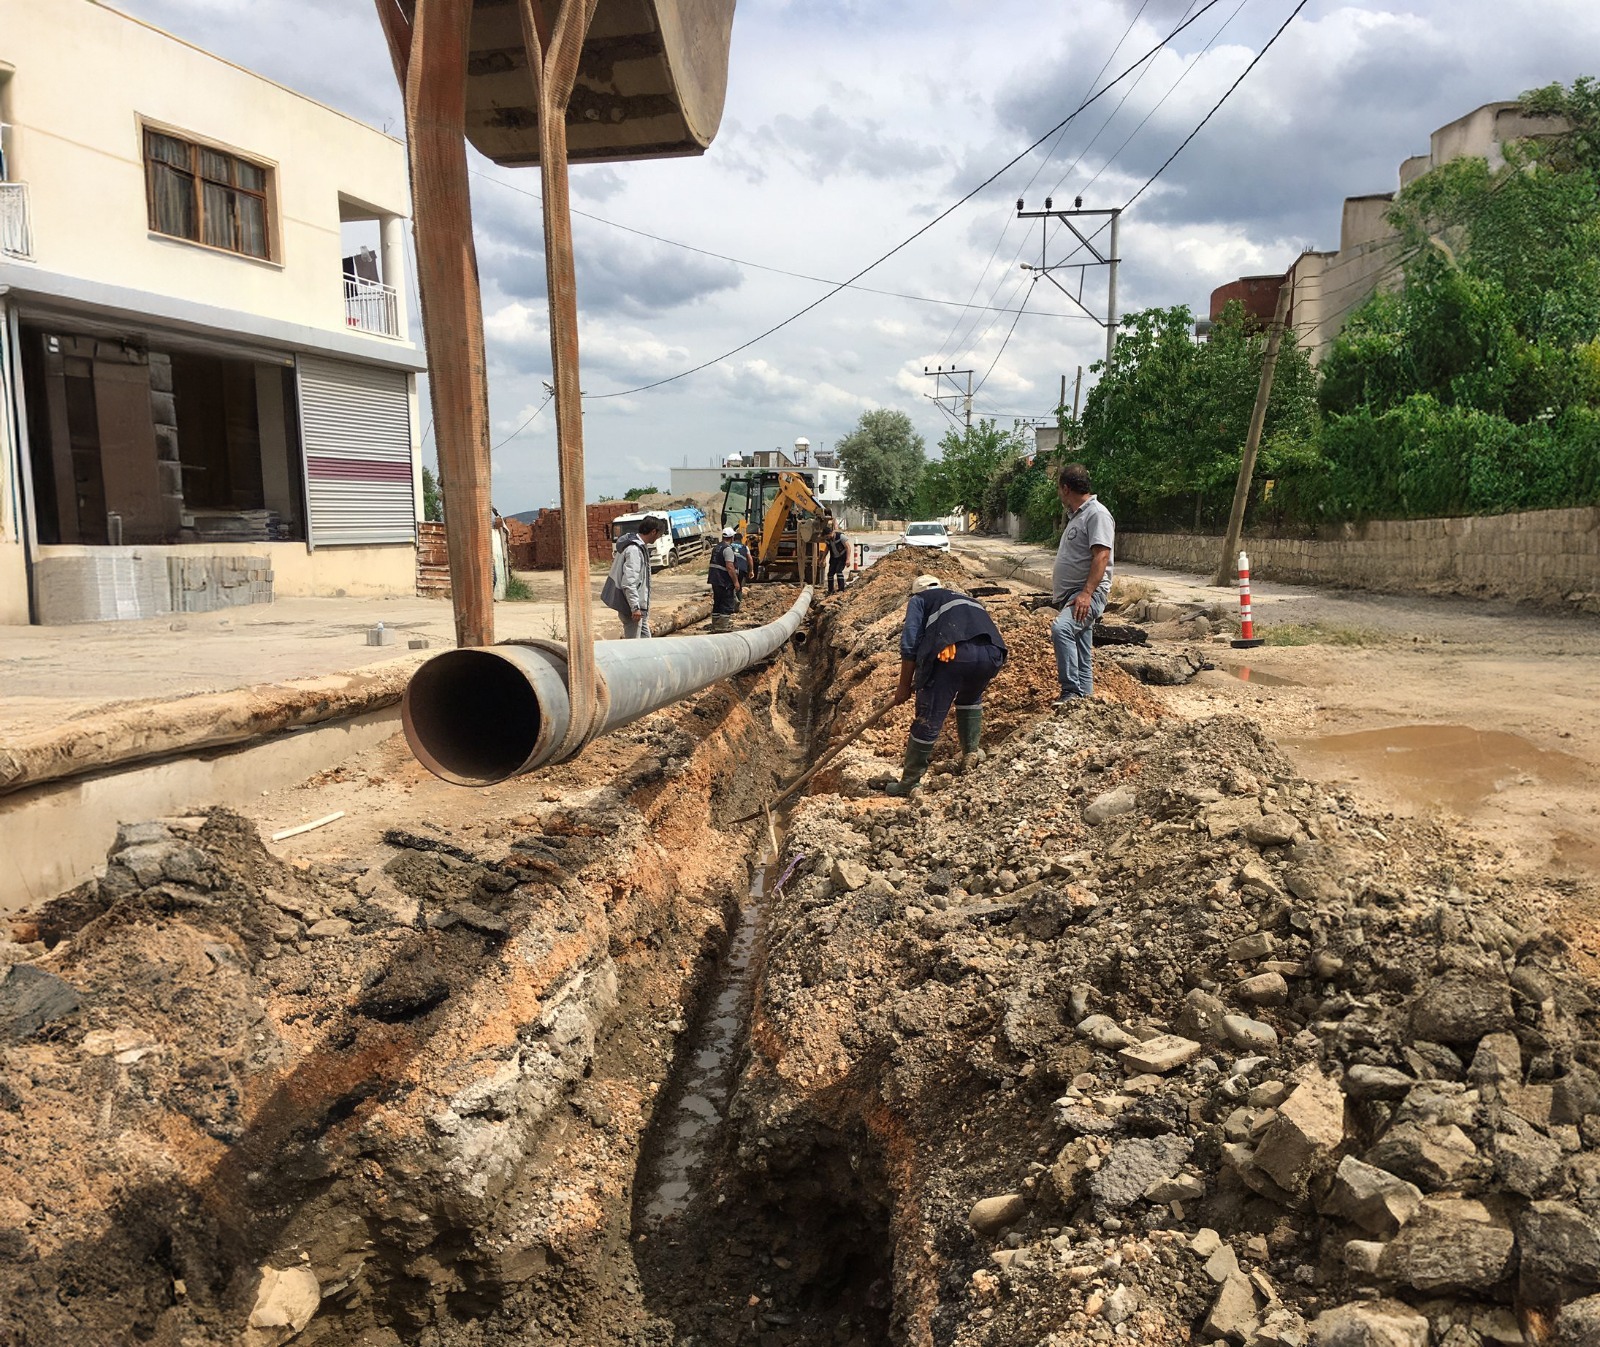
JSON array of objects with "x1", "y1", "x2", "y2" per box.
[
  {"x1": 343, "y1": 274, "x2": 399, "y2": 338},
  {"x1": 0, "y1": 182, "x2": 32, "y2": 260}
]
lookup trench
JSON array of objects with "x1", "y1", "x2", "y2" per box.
[{"x1": 627, "y1": 600, "x2": 896, "y2": 1347}]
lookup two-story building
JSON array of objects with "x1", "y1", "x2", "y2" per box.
[{"x1": 0, "y1": 0, "x2": 426, "y2": 624}]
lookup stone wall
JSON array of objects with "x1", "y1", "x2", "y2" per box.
[{"x1": 1115, "y1": 506, "x2": 1600, "y2": 611}]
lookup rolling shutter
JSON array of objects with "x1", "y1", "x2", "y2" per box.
[{"x1": 296, "y1": 353, "x2": 416, "y2": 546}]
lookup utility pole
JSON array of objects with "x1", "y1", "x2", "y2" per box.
[
  {"x1": 1016, "y1": 198, "x2": 1122, "y2": 364},
  {"x1": 1072, "y1": 365, "x2": 1084, "y2": 420},
  {"x1": 920, "y1": 365, "x2": 973, "y2": 428},
  {"x1": 1214, "y1": 278, "x2": 1293, "y2": 587}
]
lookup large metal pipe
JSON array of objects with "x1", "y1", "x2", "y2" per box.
[{"x1": 402, "y1": 588, "x2": 814, "y2": 785}]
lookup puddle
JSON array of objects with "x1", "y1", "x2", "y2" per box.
[
  {"x1": 641, "y1": 842, "x2": 805, "y2": 1224},
  {"x1": 1221, "y1": 664, "x2": 1300, "y2": 687},
  {"x1": 1284, "y1": 724, "x2": 1588, "y2": 815},
  {"x1": 1552, "y1": 830, "x2": 1600, "y2": 875}
]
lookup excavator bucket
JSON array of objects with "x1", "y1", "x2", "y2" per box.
[{"x1": 432, "y1": 0, "x2": 737, "y2": 165}]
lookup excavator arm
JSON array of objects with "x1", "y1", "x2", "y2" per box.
[{"x1": 756, "y1": 472, "x2": 829, "y2": 568}]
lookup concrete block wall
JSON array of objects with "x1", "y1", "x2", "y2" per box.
[
  {"x1": 1115, "y1": 506, "x2": 1600, "y2": 611},
  {"x1": 32, "y1": 551, "x2": 273, "y2": 623}
]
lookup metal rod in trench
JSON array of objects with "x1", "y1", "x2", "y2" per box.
[{"x1": 730, "y1": 699, "x2": 897, "y2": 824}]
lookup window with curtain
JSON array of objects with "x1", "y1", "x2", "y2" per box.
[{"x1": 144, "y1": 129, "x2": 272, "y2": 260}]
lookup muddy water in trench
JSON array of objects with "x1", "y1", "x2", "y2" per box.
[{"x1": 637, "y1": 828, "x2": 800, "y2": 1225}]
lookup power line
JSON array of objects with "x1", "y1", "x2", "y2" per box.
[
  {"x1": 491, "y1": 391, "x2": 555, "y2": 451},
  {"x1": 973, "y1": 277, "x2": 1039, "y2": 397},
  {"x1": 941, "y1": 0, "x2": 1213, "y2": 368},
  {"x1": 581, "y1": 0, "x2": 1231, "y2": 401},
  {"x1": 1124, "y1": 0, "x2": 1310, "y2": 212},
  {"x1": 469, "y1": 168, "x2": 1096, "y2": 321},
  {"x1": 958, "y1": 1, "x2": 1302, "y2": 407},
  {"x1": 1077, "y1": 0, "x2": 1251, "y2": 198},
  {"x1": 933, "y1": 0, "x2": 1155, "y2": 363}
]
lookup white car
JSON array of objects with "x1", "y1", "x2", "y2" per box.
[{"x1": 898, "y1": 521, "x2": 951, "y2": 552}]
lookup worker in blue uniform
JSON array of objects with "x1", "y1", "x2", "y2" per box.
[{"x1": 885, "y1": 574, "x2": 1008, "y2": 796}]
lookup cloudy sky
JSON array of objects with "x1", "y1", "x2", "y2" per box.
[{"x1": 119, "y1": 0, "x2": 1600, "y2": 512}]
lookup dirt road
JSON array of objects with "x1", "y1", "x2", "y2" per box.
[{"x1": 958, "y1": 535, "x2": 1600, "y2": 881}]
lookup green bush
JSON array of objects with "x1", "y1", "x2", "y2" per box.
[{"x1": 1295, "y1": 396, "x2": 1600, "y2": 521}]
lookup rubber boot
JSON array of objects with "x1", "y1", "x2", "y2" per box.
[
  {"x1": 885, "y1": 739, "x2": 935, "y2": 797},
  {"x1": 955, "y1": 707, "x2": 986, "y2": 774},
  {"x1": 710, "y1": 612, "x2": 733, "y2": 633}
]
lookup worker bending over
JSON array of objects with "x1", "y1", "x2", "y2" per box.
[
  {"x1": 708, "y1": 526, "x2": 741, "y2": 632},
  {"x1": 885, "y1": 574, "x2": 1008, "y2": 796}
]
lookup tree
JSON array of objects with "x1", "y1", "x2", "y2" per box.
[
  {"x1": 421, "y1": 465, "x2": 444, "y2": 522},
  {"x1": 623, "y1": 484, "x2": 661, "y2": 501},
  {"x1": 1304, "y1": 81, "x2": 1600, "y2": 521},
  {"x1": 918, "y1": 419, "x2": 1029, "y2": 522},
  {"x1": 1077, "y1": 301, "x2": 1320, "y2": 531},
  {"x1": 835, "y1": 408, "x2": 927, "y2": 517}
]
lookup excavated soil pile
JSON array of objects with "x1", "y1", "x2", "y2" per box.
[
  {"x1": 670, "y1": 558, "x2": 1600, "y2": 1347},
  {"x1": 805, "y1": 552, "x2": 1162, "y2": 793},
  {"x1": 0, "y1": 590, "x2": 812, "y2": 1347}
]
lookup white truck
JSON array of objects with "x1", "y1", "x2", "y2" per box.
[{"x1": 608, "y1": 507, "x2": 709, "y2": 570}]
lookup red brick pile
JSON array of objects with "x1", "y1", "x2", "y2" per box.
[
  {"x1": 416, "y1": 521, "x2": 451, "y2": 598},
  {"x1": 527, "y1": 501, "x2": 633, "y2": 569},
  {"x1": 504, "y1": 516, "x2": 536, "y2": 571}
]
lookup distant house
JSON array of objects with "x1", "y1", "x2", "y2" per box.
[
  {"x1": 1202, "y1": 101, "x2": 1566, "y2": 364},
  {"x1": 0, "y1": 0, "x2": 426, "y2": 623}
]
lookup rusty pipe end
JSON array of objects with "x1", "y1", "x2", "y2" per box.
[{"x1": 401, "y1": 648, "x2": 550, "y2": 786}]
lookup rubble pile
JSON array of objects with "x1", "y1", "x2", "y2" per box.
[{"x1": 715, "y1": 560, "x2": 1600, "y2": 1346}]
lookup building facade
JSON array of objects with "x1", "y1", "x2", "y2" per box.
[
  {"x1": 1204, "y1": 101, "x2": 1564, "y2": 365},
  {"x1": 0, "y1": 0, "x2": 426, "y2": 624}
]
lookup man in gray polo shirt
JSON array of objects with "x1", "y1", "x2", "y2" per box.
[{"x1": 1049, "y1": 462, "x2": 1115, "y2": 704}]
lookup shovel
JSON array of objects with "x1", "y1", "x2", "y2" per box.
[{"x1": 731, "y1": 699, "x2": 898, "y2": 824}]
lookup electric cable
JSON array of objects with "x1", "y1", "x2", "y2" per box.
[
  {"x1": 931, "y1": 0, "x2": 1155, "y2": 362},
  {"x1": 581, "y1": 0, "x2": 1231, "y2": 400},
  {"x1": 491, "y1": 390, "x2": 555, "y2": 451},
  {"x1": 469, "y1": 167, "x2": 1095, "y2": 320},
  {"x1": 1124, "y1": 0, "x2": 1310, "y2": 212},
  {"x1": 972, "y1": 276, "x2": 1040, "y2": 397}
]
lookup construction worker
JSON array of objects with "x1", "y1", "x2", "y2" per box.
[
  {"x1": 601, "y1": 515, "x2": 665, "y2": 638},
  {"x1": 1050, "y1": 462, "x2": 1115, "y2": 704},
  {"x1": 885, "y1": 574, "x2": 1007, "y2": 796},
  {"x1": 825, "y1": 524, "x2": 850, "y2": 595},
  {"x1": 708, "y1": 526, "x2": 740, "y2": 632},
  {"x1": 731, "y1": 531, "x2": 752, "y2": 604}
]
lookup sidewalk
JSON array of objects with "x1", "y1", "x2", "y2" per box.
[{"x1": 0, "y1": 570, "x2": 712, "y2": 743}]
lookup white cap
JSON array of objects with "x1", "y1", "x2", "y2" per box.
[
  {"x1": 722, "y1": 526, "x2": 736, "y2": 537},
  {"x1": 912, "y1": 574, "x2": 942, "y2": 593}
]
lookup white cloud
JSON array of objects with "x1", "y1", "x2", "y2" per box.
[{"x1": 112, "y1": 0, "x2": 1599, "y2": 508}]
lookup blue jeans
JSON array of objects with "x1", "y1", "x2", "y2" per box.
[
  {"x1": 1050, "y1": 591, "x2": 1106, "y2": 698},
  {"x1": 911, "y1": 641, "x2": 1005, "y2": 744}
]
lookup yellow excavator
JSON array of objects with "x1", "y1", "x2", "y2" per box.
[{"x1": 719, "y1": 469, "x2": 835, "y2": 583}]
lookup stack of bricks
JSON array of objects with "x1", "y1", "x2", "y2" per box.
[
  {"x1": 503, "y1": 516, "x2": 536, "y2": 571},
  {"x1": 528, "y1": 502, "x2": 633, "y2": 569},
  {"x1": 416, "y1": 521, "x2": 451, "y2": 598}
]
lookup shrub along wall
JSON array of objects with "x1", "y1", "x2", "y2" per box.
[{"x1": 1116, "y1": 505, "x2": 1600, "y2": 611}]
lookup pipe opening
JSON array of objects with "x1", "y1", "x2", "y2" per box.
[
  {"x1": 790, "y1": 629, "x2": 808, "y2": 648},
  {"x1": 402, "y1": 649, "x2": 543, "y2": 786}
]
